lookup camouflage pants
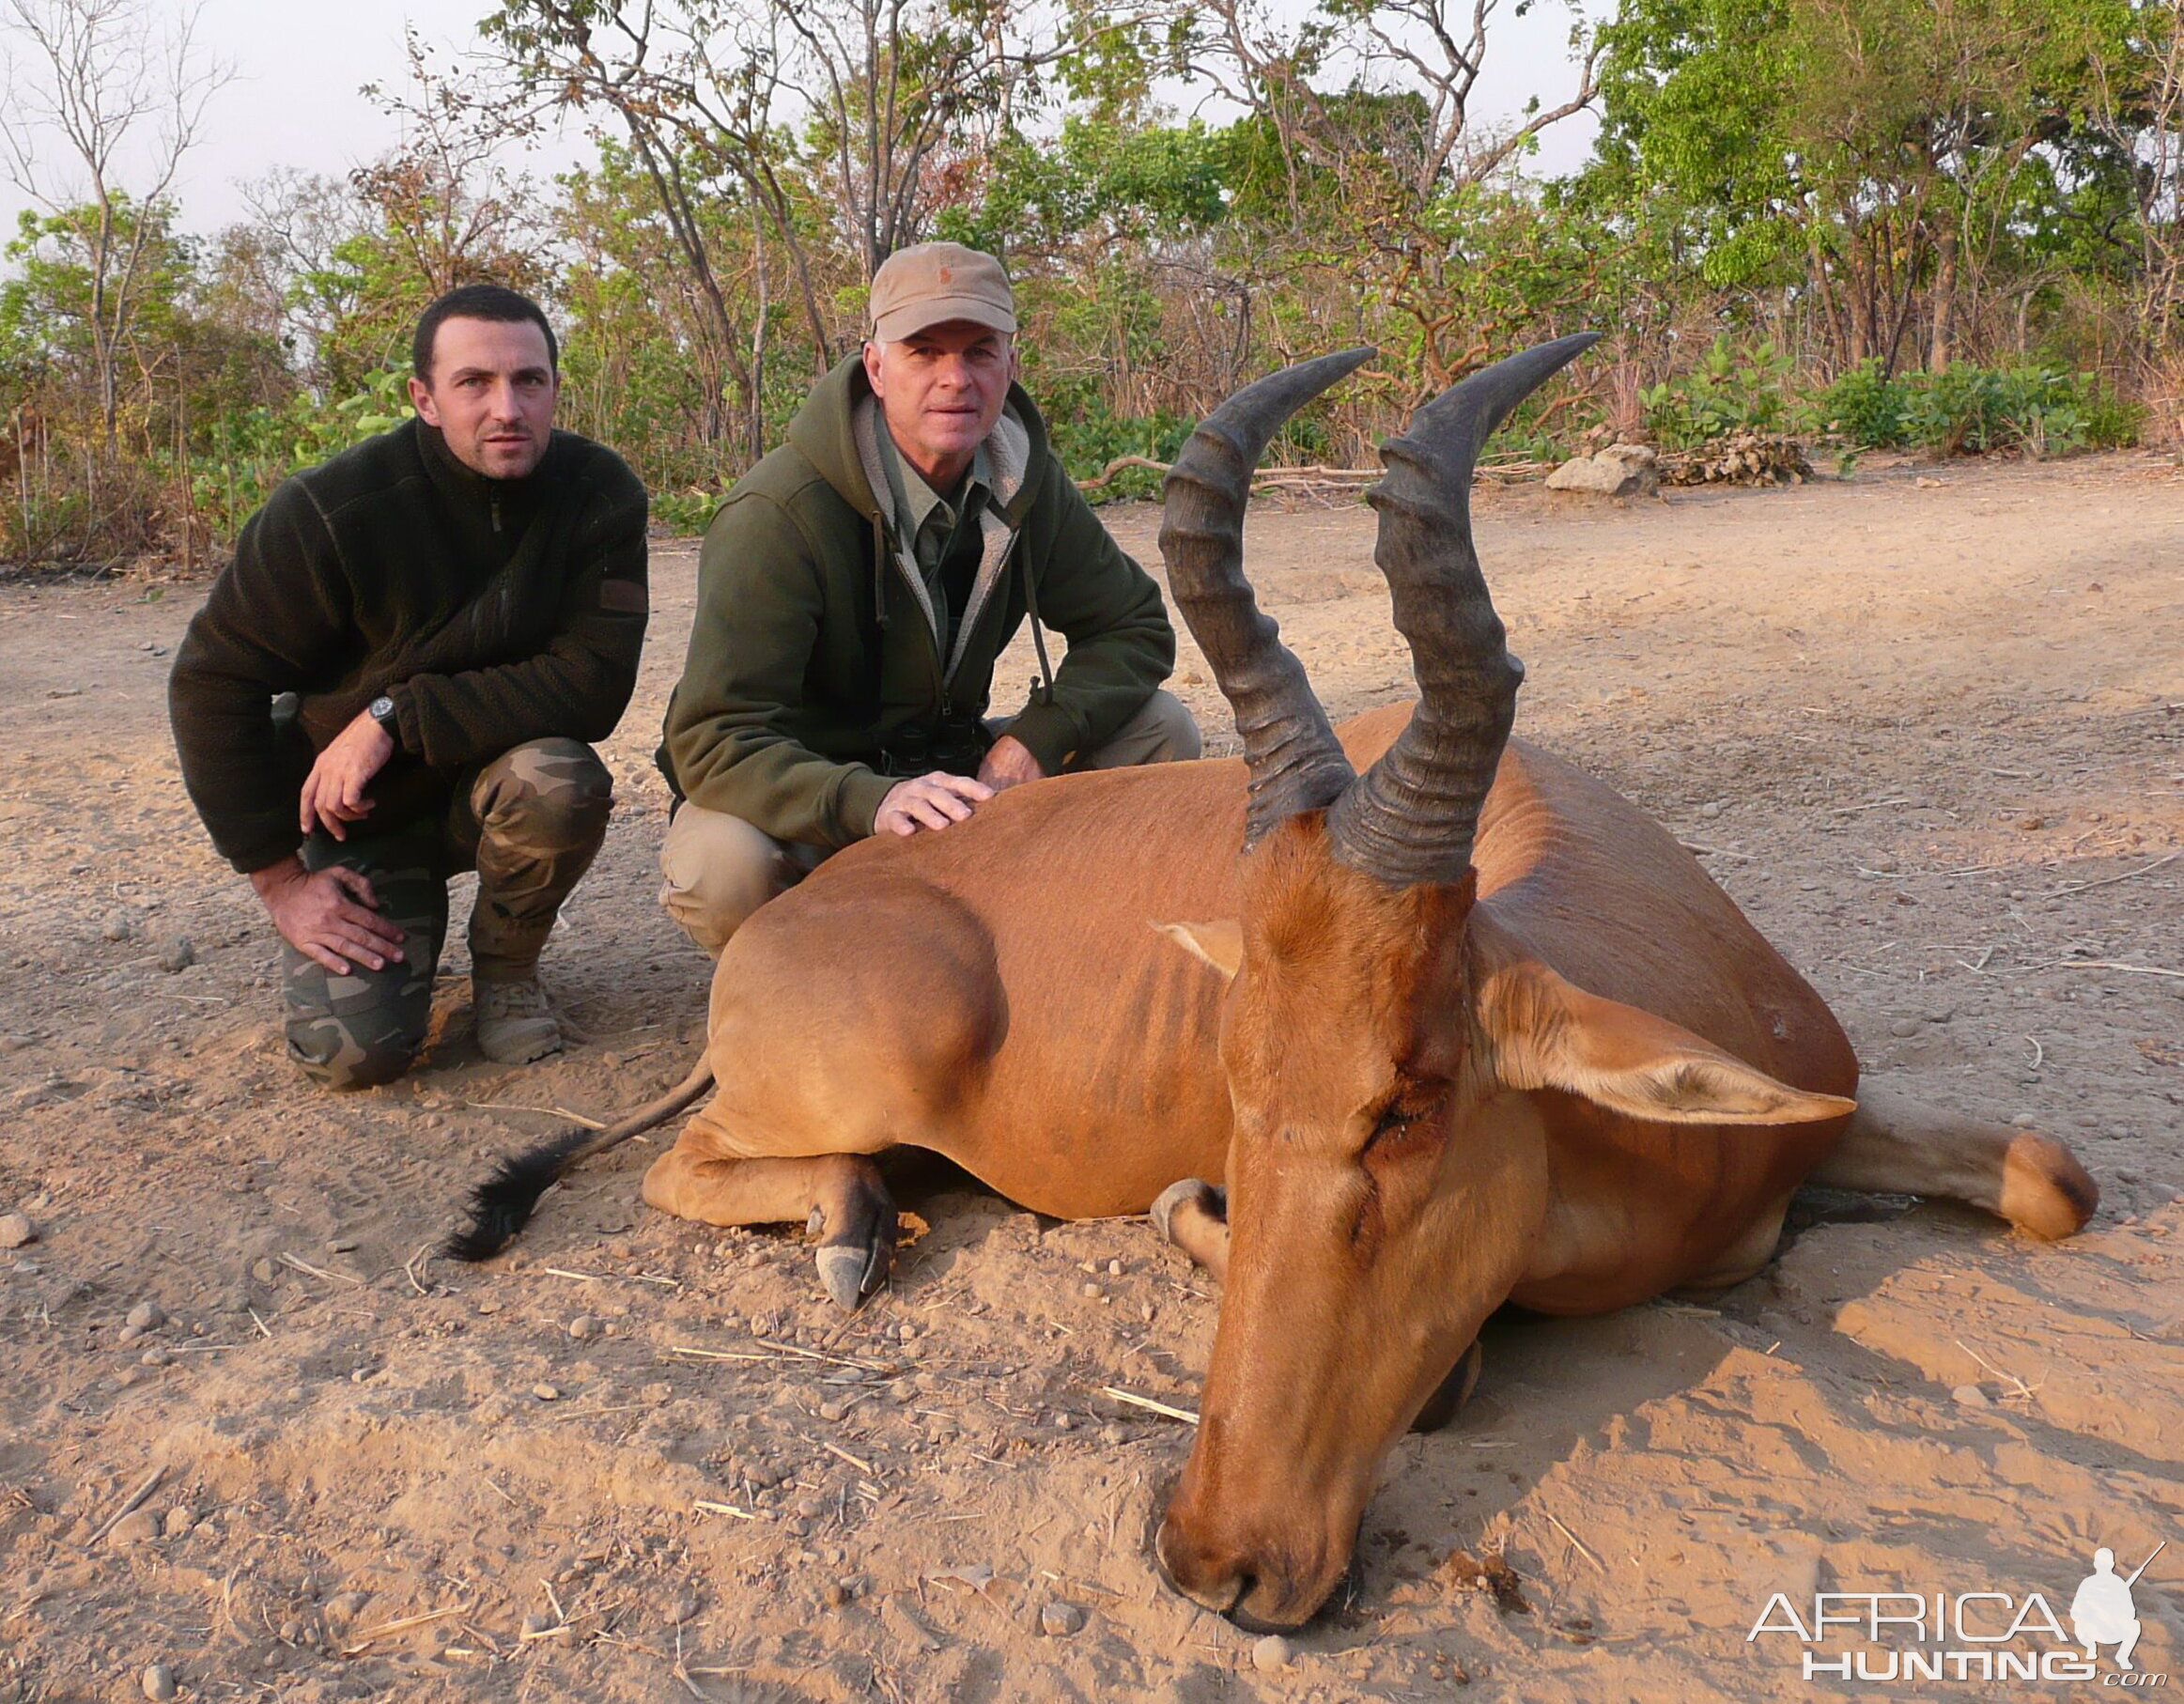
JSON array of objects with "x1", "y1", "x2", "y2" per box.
[{"x1": 283, "y1": 738, "x2": 612, "y2": 1090}]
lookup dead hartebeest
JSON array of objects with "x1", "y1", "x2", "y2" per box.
[{"x1": 449, "y1": 336, "x2": 2097, "y2": 1630}]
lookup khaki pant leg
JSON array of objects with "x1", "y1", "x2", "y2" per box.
[
  {"x1": 659, "y1": 804, "x2": 828, "y2": 958},
  {"x1": 1071, "y1": 689, "x2": 1202, "y2": 771}
]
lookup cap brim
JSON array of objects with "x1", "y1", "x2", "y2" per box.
[{"x1": 871, "y1": 296, "x2": 1017, "y2": 342}]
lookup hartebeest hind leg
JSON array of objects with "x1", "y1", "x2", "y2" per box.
[
  {"x1": 1152, "y1": 1179, "x2": 1230, "y2": 1279},
  {"x1": 1808, "y1": 1082, "x2": 2099, "y2": 1240},
  {"x1": 642, "y1": 1143, "x2": 898, "y2": 1309}
]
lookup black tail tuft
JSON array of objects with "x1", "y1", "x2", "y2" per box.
[{"x1": 441, "y1": 1128, "x2": 596, "y2": 1262}]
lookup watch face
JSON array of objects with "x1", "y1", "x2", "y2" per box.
[{"x1": 370, "y1": 696, "x2": 396, "y2": 723}]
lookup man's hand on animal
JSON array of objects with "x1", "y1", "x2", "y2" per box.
[
  {"x1": 875, "y1": 770, "x2": 994, "y2": 836},
  {"x1": 297, "y1": 710, "x2": 395, "y2": 840},
  {"x1": 249, "y1": 858, "x2": 406, "y2": 976},
  {"x1": 975, "y1": 735, "x2": 1046, "y2": 794}
]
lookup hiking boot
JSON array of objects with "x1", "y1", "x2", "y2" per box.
[{"x1": 473, "y1": 976, "x2": 563, "y2": 1064}]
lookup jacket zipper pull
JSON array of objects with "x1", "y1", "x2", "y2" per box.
[{"x1": 491, "y1": 495, "x2": 502, "y2": 534}]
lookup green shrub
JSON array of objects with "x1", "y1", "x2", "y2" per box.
[
  {"x1": 651, "y1": 488, "x2": 725, "y2": 535},
  {"x1": 1817, "y1": 360, "x2": 1911, "y2": 448},
  {"x1": 1044, "y1": 399, "x2": 1193, "y2": 503},
  {"x1": 1640, "y1": 336, "x2": 1792, "y2": 448},
  {"x1": 1900, "y1": 365, "x2": 2141, "y2": 457}
]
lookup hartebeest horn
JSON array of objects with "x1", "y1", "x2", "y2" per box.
[
  {"x1": 1162, "y1": 348, "x2": 1376, "y2": 845},
  {"x1": 1326, "y1": 333, "x2": 1601, "y2": 888}
]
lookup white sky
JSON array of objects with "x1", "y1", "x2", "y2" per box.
[{"x1": 1, "y1": 0, "x2": 1603, "y2": 242}]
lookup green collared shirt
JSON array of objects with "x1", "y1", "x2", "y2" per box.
[{"x1": 875, "y1": 428, "x2": 991, "y2": 660}]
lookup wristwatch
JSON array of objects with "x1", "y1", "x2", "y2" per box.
[{"x1": 367, "y1": 694, "x2": 400, "y2": 740}]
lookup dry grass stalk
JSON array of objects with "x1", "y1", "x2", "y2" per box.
[
  {"x1": 341, "y1": 1603, "x2": 469, "y2": 1652},
  {"x1": 821, "y1": 1440, "x2": 876, "y2": 1475},
  {"x1": 277, "y1": 1250, "x2": 363, "y2": 1287},
  {"x1": 1955, "y1": 1338, "x2": 2037, "y2": 1401},
  {"x1": 1098, "y1": 1386, "x2": 1200, "y2": 1424},
  {"x1": 541, "y1": 1265, "x2": 679, "y2": 1287},
  {"x1": 463, "y1": 1099, "x2": 608, "y2": 1129},
  {"x1": 694, "y1": 1500, "x2": 756, "y2": 1521},
  {"x1": 1541, "y1": 1510, "x2": 1607, "y2": 1573},
  {"x1": 2061, "y1": 958, "x2": 2184, "y2": 981},
  {"x1": 2043, "y1": 852, "x2": 2177, "y2": 896}
]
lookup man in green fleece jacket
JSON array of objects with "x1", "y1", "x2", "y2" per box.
[
  {"x1": 658, "y1": 242, "x2": 1199, "y2": 954},
  {"x1": 169, "y1": 284, "x2": 649, "y2": 1087}
]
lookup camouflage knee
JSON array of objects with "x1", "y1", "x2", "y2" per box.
[
  {"x1": 283, "y1": 956, "x2": 431, "y2": 1089},
  {"x1": 466, "y1": 739, "x2": 612, "y2": 979},
  {"x1": 470, "y1": 739, "x2": 613, "y2": 857},
  {"x1": 284, "y1": 832, "x2": 445, "y2": 1090}
]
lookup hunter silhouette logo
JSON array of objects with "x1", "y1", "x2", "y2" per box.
[
  {"x1": 2074, "y1": 1543, "x2": 2163, "y2": 1672},
  {"x1": 1746, "y1": 1540, "x2": 2170, "y2": 1685}
]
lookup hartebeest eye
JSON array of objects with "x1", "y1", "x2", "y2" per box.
[{"x1": 1361, "y1": 1083, "x2": 1448, "y2": 1159}]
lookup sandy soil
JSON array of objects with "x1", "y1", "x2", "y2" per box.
[{"x1": 2, "y1": 449, "x2": 2181, "y2": 1703}]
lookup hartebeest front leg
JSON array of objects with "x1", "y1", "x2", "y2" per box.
[
  {"x1": 1410, "y1": 1340, "x2": 1484, "y2": 1433},
  {"x1": 642, "y1": 1142, "x2": 898, "y2": 1309},
  {"x1": 1152, "y1": 1178, "x2": 1230, "y2": 1279}
]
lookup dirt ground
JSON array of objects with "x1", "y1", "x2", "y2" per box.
[{"x1": 3, "y1": 449, "x2": 2182, "y2": 1704}]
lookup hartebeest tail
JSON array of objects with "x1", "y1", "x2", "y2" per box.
[{"x1": 441, "y1": 1059, "x2": 714, "y2": 1261}]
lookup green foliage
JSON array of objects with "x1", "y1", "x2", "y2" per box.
[
  {"x1": 1816, "y1": 360, "x2": 1911, "y2": 447},
  {"x1": 1640, "y1": 336, "x2": 1793, "y2": 447},
  {"x1": 187, "y1": 366, "x2": 412, "y2": 539},
  {"x1": 936, "y1": 117, "x2": 1228, "y2": 259},
  {"x1": 1814, "y1": 358, "x2": 2142, "y2": 455},
  {"x1": 5, "y1": 0, "x2": 2179, "y2": 570},
  {"x1": 1897, "y1": 366, "x2": 2142, "y2": 457},
  {"x1": 650, "y1": 488, "x2": 728, "y2": 534}
]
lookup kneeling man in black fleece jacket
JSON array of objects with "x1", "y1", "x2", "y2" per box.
[{"x1": 169, "y1": 284, "x2": 649, "y2": 1087}]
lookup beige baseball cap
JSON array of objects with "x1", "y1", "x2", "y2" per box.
[{"x1": 868, "y1": 242, "x2": 1016, "y2": 342}]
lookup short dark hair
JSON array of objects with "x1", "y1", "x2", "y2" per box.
[{"x1": 411, "y1": 284, "x2": 559, "y2": 380}]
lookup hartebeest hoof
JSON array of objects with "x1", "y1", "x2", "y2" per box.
[
  {"x1": 1152, "y1": 1178, "x2": 1230, "y2": 1278},
  {"x1": 810, "y1": 1173, "x2": 898, "y2": 1310},
  {"x1": 1410, "y1": 1339, "x2": 1484, "y2": 1433}
]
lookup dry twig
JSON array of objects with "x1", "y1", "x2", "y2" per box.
[
  {"x1": 1541, "y1": 1510, "x2": 1607, "y2": 1574},
  {"x1": 1099, "y1": 1386, "x2": 1199, "y2": 1424},
  {"x1": 85, "y1": 1465, "x2": 165, "y2": 1548},
  {"x1": 464, "y1": 1099, "x2": 608, "y2": 1129},
  {"x1": 2044, "y1": 852, "x2": 2179, "y2": 897},
  {"x1": 342, "y1": 1603, "x2": 469, "y2": 1652},
  {"x1": 278, "y1": 1250, "x2": 364, "y2": 1287},
  {"x1": 1955, "y1": 1338, "x2": 2037, "y2": 1401}
]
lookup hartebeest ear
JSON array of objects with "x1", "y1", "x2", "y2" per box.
[
  {"x1": 1477, "y1": 956, "x2": 1856, "y2": 1126},
  {"x1": 1155, "y1": 920, "x2": 1244, "y2": 982}
]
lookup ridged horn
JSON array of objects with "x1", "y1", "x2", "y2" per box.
[
  {"x1": 1161, "y1": 347, "x2": 1377, "y2": 845},
  {"x1": 1326, "y1": 333, "x2": 1602, "y2": 888}
]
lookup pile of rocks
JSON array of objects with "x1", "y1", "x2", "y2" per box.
[{"x1": 1659, "y1": 430, "x2": 1814, "y2": 487}]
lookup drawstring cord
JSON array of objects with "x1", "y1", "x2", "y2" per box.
[
  {"x1": 1021, "y1": 553, "x2": 1057, "y2": 707},
  {"x1": 871, "y1": 513, "x2": 890, "y2": 628}
]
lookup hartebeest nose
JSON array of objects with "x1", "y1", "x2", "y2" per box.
[{"x1": 1153, "y1": 1508, "x2": 1340, "y2": 1633}]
